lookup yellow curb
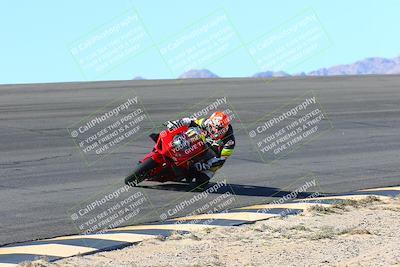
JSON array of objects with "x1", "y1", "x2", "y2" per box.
[
  {"x1": 48, "y1": 233, "x2": 155, "y2": 243},
  {"x1": 299, "y1": 194, "x2": 391, "y2": 201},
  {"x1": 237, "y1": 202, "x2": 330, "y2": 210},
  {"x1": 0, "y1": 244, "x2": 96, "y2": 257},
  {"x1": 359, "y1": 186, "x2": 400, "y2": 192},
  {"x1": 172, "y1": 212, "x2": 277, "y2": 222},
  {"x1": 110, "y1": 223, "x2": 222, "y2": 232}
]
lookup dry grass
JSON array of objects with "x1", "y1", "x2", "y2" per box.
[
  {"x1": 332, "y1": 199, "x2": 359, "y2": 210},
  {"x1": 357, "y1": 195, "x2": 382, "y2": 206},
  {"x1": 19, "y1": 258, "x2": 48, "y2": 267},
  {"x1": 249, "y1": 223, "x2": 274, "y2": 233},
  {"x1": 308, "y1": 205, "x2": 336, "y2": 214},
  {"x1": 308, "y1": 226, "x2": 336, "y2": 240},
  {"x1": 338, "y1": 227, "x2": 372, "y2": 236},
  {"x1": 288, "y1": 224, "x2": 312, "y2": 231},
  {"x1": 187, "y1": 232, "x2": 202, "y2": 241},
  {"x1": 308, "y1": 225, "x2": 371, "y2": 240},
  {"x1": 381, "y1": 206, "x2": 400, "y2": 212},
  {"x1": 20, "y1": 196, "x2": 400, "y2": 267},
  {"x1": 309, "y1": 196, "x2": 382, "y2": 215},
  {"x1": 167, "y1": 231, "x2": 186, "y2": 240}
]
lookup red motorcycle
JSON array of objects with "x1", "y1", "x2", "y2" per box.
[{"x1": 124, "y1": 126, "x2": 219, "y2": 186}]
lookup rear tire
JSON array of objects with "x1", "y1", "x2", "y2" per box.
[{"x1": 125, "y1": 158, "x2": 157, "y2": 186}]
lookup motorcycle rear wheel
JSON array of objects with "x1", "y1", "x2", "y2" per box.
[{"x1": 125, "y1": 158, "x2": 157, "y2": 186}]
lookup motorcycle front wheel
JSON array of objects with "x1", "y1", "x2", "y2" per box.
[{"x1": 124, "y1": 158, "x2": 157, "y2": 186}]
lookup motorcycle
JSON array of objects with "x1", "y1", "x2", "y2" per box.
[{"x1": 124, "y1": 125, "x2": 222, "y2": 187}]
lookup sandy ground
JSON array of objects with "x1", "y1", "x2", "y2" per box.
[{"x1": 22, "y1": 196, "x2": 400, "y2": 267}]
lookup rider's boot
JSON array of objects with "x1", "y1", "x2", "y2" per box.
[
  {"x1": 171, "y1": 165, "x2": 187, "y2": 181},
  {"x1": 193, "y1": 172, "x2": 212, "y2": 192}
]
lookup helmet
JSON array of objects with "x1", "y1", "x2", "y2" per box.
[{"x1": 205, "y1": 111, "x2": 230, "y2": 140}]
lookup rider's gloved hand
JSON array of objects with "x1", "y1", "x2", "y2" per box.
[
  {"x1": 165, "y1": 120, "x2": 179, "y2": 130},
  {"x1": 180, "y1": 117, "x2": 192, "y2": 125},
  {"x1": 165, "y1": 118, "x2": 192, "y2": 131},
  {"x1": 206, "y1": 137, "x2": 224, "y2": 147}
]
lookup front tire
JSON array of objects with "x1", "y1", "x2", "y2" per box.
[{"x1": 125, "y1": 158, "x2": 157, "y2": 186}]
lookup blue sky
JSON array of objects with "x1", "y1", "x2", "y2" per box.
[{"x1": 0, "y1": 0, "x2": 399, "y2": 84}]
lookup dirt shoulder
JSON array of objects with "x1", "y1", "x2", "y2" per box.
[{"x1": 23, "y1": 196, "x2": 400, "y2": 267}]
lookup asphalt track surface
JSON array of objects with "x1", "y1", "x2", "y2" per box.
[{"x1": 0, "y1": 75, "x2": 399, "y2": 246}]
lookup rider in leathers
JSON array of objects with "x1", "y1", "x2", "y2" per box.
[{"x1": 165, "y1": 111, "x2": 235, "y2": 189}]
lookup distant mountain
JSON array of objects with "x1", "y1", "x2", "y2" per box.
[
  {"x1": 179, "y1": 69, "x2": 219, "y2": 79},
  {"x1": 293, "y1": 72, "x2": 307, "y2": 77},
  {"x1": 175, "y1": 56, "x2": 400, "y2": 79},
  {"x1": 133, "y1": 76, "x2": 145, "y2": 80},
  {"x1": 253, "y1": 71, "x2": 290, "y2": 78},
  {"x1": 307, "y1": 56, "x2": 400, "y2": 76}
]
